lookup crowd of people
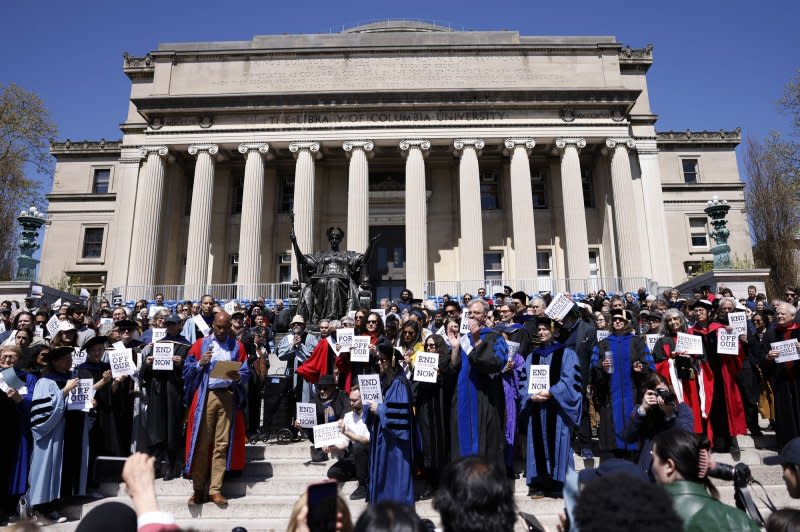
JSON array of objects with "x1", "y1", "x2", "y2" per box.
[{"x1": 1, "y1": 281, "x2": 800, "y2": 531}]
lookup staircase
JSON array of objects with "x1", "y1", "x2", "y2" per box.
[{"x1": 46, "y1": 426, "x2": 800, "y2": 531}]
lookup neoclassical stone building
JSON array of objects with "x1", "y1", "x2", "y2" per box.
[{"x1": 42, "y1": 21, "x2": 751, "y2": 301}]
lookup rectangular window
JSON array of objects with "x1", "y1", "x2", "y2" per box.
[
  {"x1": 278, "y1": 253, "x2": 292, "y2": 283},
  {"x1": 480, "y1": 170, "x2": 499, "y2": 210},
  {"x1": 531, "y1": 167, "x2": 548, "y2": 209},
  {"x1": 279, "y1": 177, "x2": 294, "y2": 213},
  {"x1": 689, "y1": 217, "x2": 709, "y2": 247},
  {"x1": 589, "y1": 249, "x2": 600, "y2": 277},
  {"x1": 582, "y1": 167, "x2": 595, "y2": 208},
  {"x1": 483, "y1": 252, "x2": 503, "y2": 281},
  {"x1": 92, "y1": 169, "x2": 111, "y2": 193},
  {"x1": 82, "y1": 228, "x2": 104, "y2": 258},
  {"x1": 230, "y1": 175, "x2": 244, "y2": 215},
  {"x1": 682, "y1": 159, "x2": 699, "y2": 183},
  {"x1": 536, "y1": 250, "x2": 554, "y2": 293}
]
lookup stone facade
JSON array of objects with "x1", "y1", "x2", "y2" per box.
[{"x1": 40, "y1": 21, "x2": 751, "y2": 299}]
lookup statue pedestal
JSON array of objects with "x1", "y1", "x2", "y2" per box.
[{"x1": 674, "y1": 269, "x2": 771, "y2": 299}]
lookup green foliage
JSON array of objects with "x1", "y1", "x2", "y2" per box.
[{"x1": 0, "y1": 83, "x2": 57, "y2": 280}]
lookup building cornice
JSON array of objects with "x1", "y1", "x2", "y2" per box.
[
  {"x1": 50, "y1": 139, "x2": 122, "y2": 158},
  {"x1": 122, "y1": 53, "x2": 155, "y2": 81},
  {"x1": 656, "y1": 129, "x2": 742, "y2": 147},
  {"x1": 618, "y1": 44, "x2": 653, "y2": 72},
  {"x1": 46, "y1": 193, "x2": 117, "y2": 202}
]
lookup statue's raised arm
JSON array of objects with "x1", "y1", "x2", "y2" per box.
[{"x1": 289, "y1": 213, "x2": 308, "y2": 269}]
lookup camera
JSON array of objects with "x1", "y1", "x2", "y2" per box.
[
  {"x1": 708, "y1": 461, "x2": 751, "y2": 486},
  {"x1": 655, "y1": 388, "x2": 677, "y2": 404},
  {"x1": 708, "y1": 461, "x2": 770, "y2": 527}
]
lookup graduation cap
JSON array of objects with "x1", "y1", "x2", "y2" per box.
[
  {"x1": 511, "y1": 291, "x2": 528, "y2": 305},
  {"x1": 688, "y1": 299, "x2": 714, "y2": 311},
  {"x1": 83, "y1": 335, "x2": 108, "y2": 351},
  {"x1": 503, "y1": 285, "x2": 513, "y2": 294},
  {"x1": 610, "y1": 309, "x2": 632, "y2": 321},
  {"x1": 534, "y1": 315, "x2": 555, "y2": 328},
  {"x1": 45, "y1": 346, "x2": 75, "y2": 362},
  {"x1": 115, "y1": 319, "x2": 138, "y2": 330},
  {"x1": 376, "y1": 342, "x2": 395, "y2": 360}
]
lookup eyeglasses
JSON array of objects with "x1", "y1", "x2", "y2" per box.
[
  {"x1": 425, "y1": 344, "x2": 436, "y2": 349},
  {"x1": 366, "y1": 320, "x2": 379, "y2": 324},
  {"x1": 0, "y1": 355, "x2": 15, "y2": 361}
]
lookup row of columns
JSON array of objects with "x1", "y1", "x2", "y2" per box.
[{"x1": 127, "y1": 136, "x2": 668, "y2": 299}]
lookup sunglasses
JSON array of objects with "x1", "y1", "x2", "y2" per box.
[{"x1": 366, "y1": 320, "x2": 379, "y2": 324}]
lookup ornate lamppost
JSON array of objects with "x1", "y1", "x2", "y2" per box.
[
  {"x1": 704, "y1": 196, "x2": 731, "y2": 269},
  {"x1": 15, "y1": 206, "x2": 47, "y2": 281}
]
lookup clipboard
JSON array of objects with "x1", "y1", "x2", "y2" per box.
[{"x1": 210, "y1": 360, "x2": 242, "y2": 379}]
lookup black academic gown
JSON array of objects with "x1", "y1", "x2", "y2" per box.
[
  {"x1": 411, "y1": 348, "x2": 451, "y2": 472},
  {"x1": 78, "y1": 361, "x2": 123, "y2": 459},
  {"x1": 763, "y1": 323, "x2": 800, "y2": 447}
]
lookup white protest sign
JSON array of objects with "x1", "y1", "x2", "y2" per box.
[
  {"x1": 34, "y1": 326, "x2": 44, "y2": 339},
  {"x1": 192, "y1": 314, "x2": 211, "y2": 336},
  {"x1": 459, "y1": 312, "x2": 471, "y2": 335},
  {"x1": 46, "y1": 314, "x2": 60, "y2": 338},
  {"x1": 414, "y1": 353, "x2": 439, "y2": 383},
  {"x1": 645, "y1": 334, "x2": 661, "y2": 353},
  {"x1": 675, "y1": 332, "x2": 704, "y2": 355},
  {"x1": 99, "y1": 318, "x2": 114, "y2": 335},
  {"x1": 337, "y1": 328, "x2": 354, "y2": 349},
  {"x1": 296, "y1": 402, "x2": 317, "y2": 428},
  {"x1": 728, "y1": 312, "x2": 748, "y2": 336},
  {"x1": 371, "y1": 308, "x2": 386, "y2": 323},
  {"x1": 772, "y1": 339, "x2": 800, "y2": 364},
  {"x1": 545, "y1": 293, "x2": 573, "y2": 321},
  {"x1": 152, "y1": 343, "x2": 174, "y2": 371},
  {"x1": 435, "y1": 326, "x2": 446, "y2": 337},
  {"x1": 151, "y1": 327, "x2": 167, "y2": 343},
  {"x1": 459, "y1": 334, "x2": 473, "y2": 355},
  {"x1": 112, "y1": 341, "x2": 126, "y2": 351},
  {"x1": 71, "y1": 347, "x2": 86, "y2": 370},
  {"x1": 79, "y1": 288, "x2": 90, "y2": 299},
  {"x1": 358, "y1": 374, "x2": 383, "y2": 405},
  {"x1": 109, "y1": 348, "x2": 136, "y2": 378},
  {"x1": 0, "y1": 368, "x2": 28, "y2": 395},
  {"x1": 528, "y1": 365, "x2": 551, "y2": 395},
  {"x1": 350, "y1": 336, "x2": 371, "y2": 363},
  {"x1": 67, "y1": 378, "x2": 94, "y2": 411},
  {"x1": 507, "y1": 341, "x2": 520, "y2": 360},
  {"x1": 313, "y1": 421, "x2": 345, "y2": 449},
  {"x1": 597, "y1": 330, "x2": 610, "y2": 343},
  {"x1": 717, "y1": 329, "x2": 740, "y2": 355},
  {"x1": 223, "y1": 301, "x2": 237, "y2": 315},
  {"x1": 51, "y1": 298, "x2": 62, "y2": 311}
]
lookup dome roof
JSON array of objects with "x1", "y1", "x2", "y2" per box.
[{"x1": 343, "y1": 20, "x2": 454, "y2": 34}]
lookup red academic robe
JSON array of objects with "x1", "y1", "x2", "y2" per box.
[
  {"x1": 689, "y1": 322, "x2": 747, "y2": 439},
  {"x1": 654, "y1": 335, "x2": 714, "y2": 436},
  {"x1": 296, "y1": 337, "x2": 334, "y2": 384},
  {"x1": 183, "y1": 335, "x2": 249, "y2": 473}
]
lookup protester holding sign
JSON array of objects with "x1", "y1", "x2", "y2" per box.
[
  {"x1": 590, "y1": 309, "x2": 653, "y2": 458},
  {"x1": 764, "y1": 302, "x2": 800, "y2": 448},
  {"x1": 442, "y1": 299, "x2": 508, "y2": 468},
  {"x1": 366, "y1": 343, "x2": 415, "y2": 506},
  {"x1": 689, "y1": 298, "x2": 746, "y2": 454},
  {"x1": 520, "y1": 316, "x2": 581, "y2": 498},
  {"x1": 651, "y1": 308, "x2": 713, "y2": 438},
  {"x1": 411, "y1": 334, "x2": 451, "y2": 497},
  {"x1": 293, "y1": 374, "x2": 351, "y2": 462},
  {"x1": 183, "y1": 311, "x2": 249, "y2": 507},
  {"x1": 27, "y1": 347, "x2": 88, "y2": 523},
  {"x1": 396, "y1": 320, "x2": 424, "y2": 380},
  {"x1": 277, "y1": 315, "x2": 318, "y2": 403},
  {"x1": 0, "y1": 345, "x2": 37, "y2": 522},
  {"x1": 139, "y1": 314, "x2": 190, "y2": 480}
]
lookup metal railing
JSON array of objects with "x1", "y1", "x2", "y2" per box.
[{"x1": 111, "y1": 283, "x2": 293, "y2": 303}]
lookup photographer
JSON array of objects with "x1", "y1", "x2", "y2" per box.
[
  {"x1": 651, "y1": 429, "x2": 759, "y2": 531},
  {"x1": 623, "y1": 373, "x2": 694, "y2": 475}
]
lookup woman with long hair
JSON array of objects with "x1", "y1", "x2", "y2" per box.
[
  {"x1": 652, "y1": 308, "x2": 713, "y2": 437},
  {"x1": 397, "y1": 320, "x2": 424, "y2": 380},
  {"x1": 651, "y1": 429, "x2": 759, "y2": 531}
]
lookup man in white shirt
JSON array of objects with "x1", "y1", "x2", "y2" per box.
[{"x1": 326, "y1": 386, "x2": 370, "y2": 500}]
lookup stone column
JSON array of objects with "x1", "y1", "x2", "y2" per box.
[
  {"x1": 288, "y1": 142, "x2": 320, "y2": 281},
  {"x1": 454, "y1": 139, "x2": 485, "y2": 293},
  {"x1": 504, "y1": 138, "x2": 538, "y2": 287},
  {"x1": 128, "y1": 145, "x2": 168, "y2": 289},
  {"x1": 555, "y1": 138, "x2": 591, "y2": 284},
  {"x1": 237, "y1": 143, "x2": 270, "y2": 298},
  {"x1": 636, "y1": 140, "x2": 673, "y2": 284},
  {"x1": 184, "y1": 144, "x2": 218, "y2": 299},
  {"x1": 343, "y1": 140, "x2": 374, "y2": 253},
  {"x1": 400, "y1": 140, "x2": 430, "y2": 297},
  {"x1": 605, "y1": 138, "x2": 644, "y2": 279}
]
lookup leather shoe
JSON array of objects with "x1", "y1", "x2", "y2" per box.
[
  {"x1": 188, "y1": 491, "x2": 207, "y2": 505},
  {"x1": 209, "y1": 493, "x2": 228, "y2": 507}
]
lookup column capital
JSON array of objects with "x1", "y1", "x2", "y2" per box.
[
  {"x1": 555, "y1": 138, "x2": 586, "y2": 150},
  {"x1": 289, "y1": 141, "x2": 321, "y2": 159},
  {"x1": 633, "y1": 139, "x2": 659, "y2": 155},
  {"x1": 503, "y1": 138, "x2": 536, "y2": 155},
  {"x1": 399, "y1": 139, "x2": 431, "y2": 151},
  {"x1": 237, "y1": 143, "x2": 270, "y2": 156},
  {"x1": 187, "y1": 144, "x2": 219, "y2": 156},
  {"x1": 453, "y1": 138, "x2": 485, "y2": 154},
  {"x1": 605, "y1": 137, "x2": 636, "y2": 150},
  {"x1": 343, "y1": 140, "x2": 374, "y2": 159},
  {"x1": 138, "y1": 145, "x2": 168, "y2": 158}
]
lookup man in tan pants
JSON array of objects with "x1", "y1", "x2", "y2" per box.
[{"x1": 183, "y1": 311, "x2": 249, "y2": 507}]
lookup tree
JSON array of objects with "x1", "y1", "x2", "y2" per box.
[{"x1": 0, "y1": 83, "x2": 57, "y2": 280}]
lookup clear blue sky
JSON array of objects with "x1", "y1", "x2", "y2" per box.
[{"x1": 2, "y1": 0, "x2": 798, "y2": 187}]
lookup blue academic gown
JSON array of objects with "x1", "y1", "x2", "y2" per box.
[
  {"x1": 27, "y1": 376, "x2": 91, "y2": 506},
  {"x1": 366, "y1": 372, "x2": 415, "y2": 507},
  {"x1": 520, "y1": 342, "x2": 582, "y2": 485},
  {"x1": 5, "y1": 370, "x2": 37, "y2": 496}
]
